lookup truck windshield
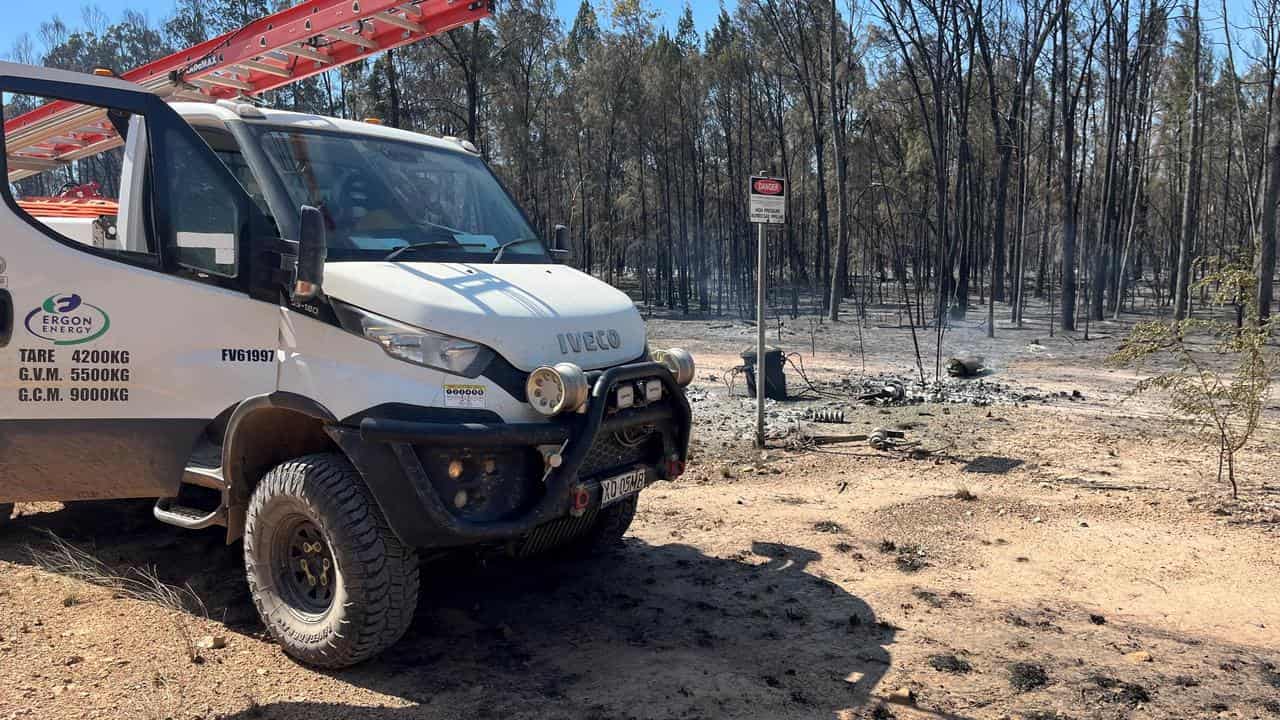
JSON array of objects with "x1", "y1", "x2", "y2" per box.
[{"x1": 253, "y1": 127, "x2": 545, "y2": 263}]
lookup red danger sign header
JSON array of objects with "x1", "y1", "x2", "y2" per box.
[{"x1": 752, "y1": 178, "x2": 784, "y2": 196}]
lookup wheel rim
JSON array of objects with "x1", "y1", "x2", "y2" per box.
[{"x1": 273, "y1": 515, "x2": 337, "y2": 618}]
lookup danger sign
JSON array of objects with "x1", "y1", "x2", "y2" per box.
[{"x1": 749, "y1": 176, "x2": 787, "y2": 225}]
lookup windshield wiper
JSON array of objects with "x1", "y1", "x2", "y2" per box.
[
  {"x1": 492, "y1": 238, "x2": 543, "y2": 264},
  {"x1": 384, "y1": 241, "x2": 456, "y2": 262}
]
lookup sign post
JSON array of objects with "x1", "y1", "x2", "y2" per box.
[{"x1": 749, "y1": 175, "x2": 787, "y2": 449}]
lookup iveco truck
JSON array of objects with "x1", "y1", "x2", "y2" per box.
[{"x1": 0, "y1": 61, "x2": 694, "y2": 668}]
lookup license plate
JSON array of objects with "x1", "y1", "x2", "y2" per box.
[{"x1": 600, "y1": 467, "x2": 647, "y2": 507}]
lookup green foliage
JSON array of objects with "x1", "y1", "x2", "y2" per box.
[
  {"x1": 566, "y1": 0, "x2": 601, "y2": 67},
  {"x1": 163, "y1": 0, "x2": 210, "y2": 48},
  {"x1": 1109, "y1": 261, "x2": 1279, "y2": 497},
  {"x1": 40, "y1": 13, "x2": 171, "y2": 74}
]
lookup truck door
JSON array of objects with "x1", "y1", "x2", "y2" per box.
[{"x1": 0, "y1": 63, "x2": 280, "y2": 502}]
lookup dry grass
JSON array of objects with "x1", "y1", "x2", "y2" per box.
[{"x1": 26, "y1": 529, "x2": 210, "y2": 663}]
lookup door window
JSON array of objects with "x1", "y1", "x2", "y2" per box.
[
  {"x1": 160, "y1": 125, "x2": 242, "y2": 278},
  {"x1": 3, "y1": 92, "x2": 242, "y2": 278},
  {"x1": 3, "y1": 94, "x2": 154, "y2": 260}
]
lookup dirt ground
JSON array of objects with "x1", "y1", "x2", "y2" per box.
[{"x1": 2, "y1": 300, "x2": 1278, "y2": 720}]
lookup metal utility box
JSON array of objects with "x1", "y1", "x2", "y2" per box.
[{"x1": 741, "y1": 346, "x2": 787, "y2": 401}]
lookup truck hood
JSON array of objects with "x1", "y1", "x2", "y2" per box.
[{"x1": 322, "y1": 262, "x2": 646, "y2": 372}]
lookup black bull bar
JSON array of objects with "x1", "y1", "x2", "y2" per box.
[{"x1": 326, "y1": 361, "x2": 692, "y2": 548}]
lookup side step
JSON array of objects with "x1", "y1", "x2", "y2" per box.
[
  {"x1": 154, "y1": 498, "x2": 225, "y2": 530},
  {"x1": 153, "y1": 465, "x2": 228, "y2": 530}
]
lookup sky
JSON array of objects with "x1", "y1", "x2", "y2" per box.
[{"x1": 0, "y1": 1, "x2": 722, "y2": 59}]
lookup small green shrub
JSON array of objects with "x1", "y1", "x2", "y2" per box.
[{"x1": 1109, "y1": 261, "x2": 1278, "y2": 497}]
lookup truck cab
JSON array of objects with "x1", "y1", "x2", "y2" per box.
[{"x1": 0, "y1": 61, "x2": 693, "y2": 668}]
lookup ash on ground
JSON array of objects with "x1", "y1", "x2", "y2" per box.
[
  {"x1": 687, "y1": 367, "x2": 1087, "y2": 456},
  {"x1": 833, "y1": 375, "x2": 1085, "y2": 407}
]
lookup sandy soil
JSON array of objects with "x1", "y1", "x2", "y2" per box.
[{"x1": 1, "y1": 301, "x2": 1278, "y2": 720}]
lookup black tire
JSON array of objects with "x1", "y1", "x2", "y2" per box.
[
  {"x1": 244, "y1": 453, "x2": 419, "y2": 668},
  {"x1": 565, "y1": 495, "x2": 639, "y2": 555}
]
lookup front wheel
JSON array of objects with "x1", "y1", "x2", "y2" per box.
[{"x1": 244, "y1": 453, "x2": 419, "y2": 668}]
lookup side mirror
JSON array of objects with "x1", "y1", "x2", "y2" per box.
[
  {"x1": 551, "y1": 224, "x2": 571, "y2": 261},
  {"x1": 293, "y1": 205, "x2": 327, "y2": 301}
]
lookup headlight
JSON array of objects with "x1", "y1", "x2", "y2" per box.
[
  {"x1": 652, "y1": 347, "x2": 695, "y2": 386},
  {"x1": 338, "y1": 303, "x2": 493, "y2": 376},
  {"x1": 526, "y1": 363, "x2": 589, "y2": 416}
]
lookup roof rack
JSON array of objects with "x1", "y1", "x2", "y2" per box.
[{"x1": 5, "y1": 0, "x2": 492, "y2": 182}]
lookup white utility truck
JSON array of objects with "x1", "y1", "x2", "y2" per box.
[{"x1": 0, "y1": 60, "x2": 694, "y2": 668}]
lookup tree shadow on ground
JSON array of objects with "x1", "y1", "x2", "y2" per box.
[
  {"x1": 962, "y1": 455, "x2": 1025, "y2": 474},
  {"x1": 2, "y1": 504, "x2": 896, "y2": 719}
]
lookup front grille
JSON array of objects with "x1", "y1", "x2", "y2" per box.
[{"x1": 579, "y1": 428, "x2": 660, "y2": 478}]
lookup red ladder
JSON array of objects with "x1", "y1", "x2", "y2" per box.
[{"x1": 5, "y1": 0, "x2": 492, "y2": 181}]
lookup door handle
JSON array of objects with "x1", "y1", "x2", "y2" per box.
[{"x1": 0, "y1": 290, "x2": 12, "y2": 348}]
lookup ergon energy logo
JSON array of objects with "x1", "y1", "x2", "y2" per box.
[{"x1": 24, "y1": 293, "x2": 111, "y2": 345}]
